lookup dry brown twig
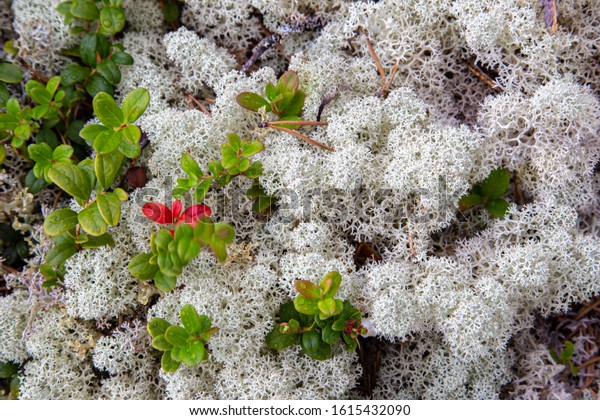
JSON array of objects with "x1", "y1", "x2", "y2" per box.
[{"x1": 185, "y1": 93, "x2": 212, "y2": 117}]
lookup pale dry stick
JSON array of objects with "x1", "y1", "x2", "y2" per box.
[
  {"x1": 271, "y1": 120, "x2": 328, "y2": 126},
  {"x1": 466, "y1": 62, "x2": 503, "y2": 92},
  {"x1": 266, "y1": 123, "x2": 334, "y2": 152},
  {"x1": 364, "y1": 34, "x2": 387, "y2": 91},
  {"x1": 513, "y1": 171, "x2": 525, "y2": 206},
  {"x1": 407, "y1": 226, "x2": 417, "y2": 259},
  {"x1": 185, "y1": 93, "x2": 212, "y2": 117},
  {"x1": 382, "y1": 59, "x2": 400, "y2": 94},
  {"x1": 575, "y1": 297, "x2": 600, "y2": 320}
]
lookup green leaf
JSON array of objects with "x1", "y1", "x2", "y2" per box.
[
  {"x1": 52, "y1": 145, "x2": 73, "y2": 161},
  {"x1": 78, "y1": 201, "x2": 108, "y2": 236},
  {"x1": 128, "y1": 253, "x2": 158, "y2": 280},
  {"x1": 48, "y1": 162, "x2": 91, "y2": 201},
  {"x1": 111, "y1": 51, "x2": 133, "y2": 65},
  {"x1": 0, "y1": 83, "x2": 10, "y2": 108},
  {"x1": 80, "y1": 34, "x2": 101, "y2": 68},
  {"x1": 79, "y1": 124, "x2": 110, "y2": 142},
  {"x1": 318, "y1": 298, "x2": 340, "y2": 319},
  {"x1": 209, "y1": 239, "x2": 227, "y2": 262},
  {"x1": 179, "y1": 340, "x2": 207, "y2": 366},
  {"x1": 294, "y1": 295, "x2": 319, "y2": 315},
  {"x1": 161, "y1": 350, "x2": 181, "y2": 373},
  {"x1": 113, "y1": 187, "x2": 128, "y2": 201},
  {"x1": 121, "y1": 87, "x2": 150, "y2": 124},
  {"x1": 77, "y1": 158, "x2": 97, "y2": 191},
  {"x1": 81, "y1": 232, "x2": 114, "y2": 248},
  {"x1": 93, "y1": 92, "x2": 124, "y2": 128},
  {"x1": 458, "y1": 193, "x2": 483, "y2": 210},
  {"x1": 0, "y1": 63, "x2": 23, "y2": 84},
  {"x1": 265, "y1": 83, "x2": 276, "y2": 101},
  {"x1": 99, "y1": 6, "x2": 126, "y2": 35},
  {"x1": 94, "y1": 131, "x2": 121, "y2": 154},
  {"x1": 173, "y1": 178, "x2": 193, "y2": 199},
  {"x1": 97, "y1": 59, "x2": 121, "y2": 85},
  {"x1": 193, "y1": 178, "x2": 212, "y2": 202},
  {"x1": 283, "y1": 91, "x2": 305, "y2": 117},
  {"x1": 181, "y1": 153, "x2": 203, "y2": 178},
  {"x1": 163, "y1": 2, "x2": 180, "y2": 22},
  {"x1": 171, "y1": 346, "x2": 181, "y2": 362},
  {"x1": 236, "y1": 92, "x2": 269, "y2": 112},
  {"x1": 28, "y1": 143, "x2": 53, "y2": 165},
  {"x1": 60, "y1": 63, "x2": 90, "y2": 87},
  {"x1": 252, "y1": 195, "x2": 275, "y2": 214},
  {"x1": 152, "y1": 335, "x2": 174, "y2": 351},
  {"x1": 322, "y1": 322, "x2": 341, "y2": 345},
  {"x1": 295, "y1": 279, "x2": 321, "y2": 300},
  {"x1": 180, "y1": 305, "x2": 201, "y2": 334},
  {"x1": 240, "y1": 140, "x2": 264, "y2": 157},
  {"x1": 44, "y1": 208, "x2": 78, "y2": 236},
  {"x1": 70, "y1": 0, "x2": 99, "y2": 20},
  {"x1": 95, "y1": 151, "x2": 124, "y2": 190},
  {"x1": 320, "y1": 271, "x2": 342, "y2": 299},
  {"x1": 481, "y1": 168, "x2": 510, "y2": 200},
  {"x1": 164, "y1": 325, "x2": 189, "y2": 347},
  {"x1": 25, "y1": 170, "x2": 48, "y2": 194},
  {"x1": 266, "y1": 325, "x2": 298, "y2": 351},
  {"x1": 301, "y1": 330, "x2": 332, "y2": 361},
  {"x1": 148, "y1": 318, "x2": 171, "y2": 337},
  {"x1": 85, "y1": 75, "x2": 114, "y2": 97},
  {"x1": 45, "y1": 76, "x2": 61, "y2": 98},
  {"x1": 96, "y1": 193, "x2": 121, "y2": 226},
  {"x1": 117, "y1": 131, "x2": 140, "y2": 158},
  {"x1": 213, "y1": 222, "x2": 235, "y2": 243},
  {"x1": 46, "y1": 241, "x2": 78, "y2": 266},
  {"x1": 154, "y1": 271, "x2": 177, "y2": 292},
  {"x1": 121, "y1": 124, "x2": 141, "y2": 145},
  {"x1": 193, "y1": 218, "x2": 214, "y2": 244},
  {"x1": 485, "y1": 198, "x2": 509, "y2": 218},
  {"x1": 276, "y1": 71, "x2": 299, "y2": 94}
]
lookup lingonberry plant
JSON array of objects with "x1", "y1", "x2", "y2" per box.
[
  {"x1": 236, "y1": 70, "x2": 333, "y2": 151},
  {"x1": 41, "y1": 88, "x2": 150, "y2": 268},
  {"x1": 266, "y1": 272, "x2": 367, "y2": 360},
  {"x1": 148, "y1": 304, "x2": 218, "y2": 373},
  {"x1": 459, "y1": 168, "x2": 511, "y2": 218}
]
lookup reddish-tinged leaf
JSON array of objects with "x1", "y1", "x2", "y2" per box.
[
  {"x1": 142, "y1": 202, "x2": 173, "y2": 224},
  {"x1": 126, "y1": 166, "x2": 148, "y2": 189},
  {"x1": 172, "y1": 200, "x2": 182, "y2": 220},
  {"x1": 179, "y1": 204, "x2": 211, "y2": 226}
]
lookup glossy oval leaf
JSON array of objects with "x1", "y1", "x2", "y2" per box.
[
  {"x1": 78, "y1": 201, "x2": 108, "y2": 236},
  {"x1": 93, "y1": 92, "x2": 123, "y2": 128},
  {"x1": 148, "y1": 317, "x2": 171, "y2": 338},
  {"x1": 179, "y1": 340, "x2": 207, "y2": 367},
  {"x1": 0, "y1": 63, "x2": 23, "y2": 84},
  {"x1": 99, "y1": 6, "x2": 126, "y2": 35},
  {"x1": 121, "y1": 87, "x2": 150, "y2": 124},
  {"x1": 43, "y1": 208, "x2": 78, "y2": 237},
  {"x1": 46, "y1": 241, "x2": 78, "y2": 267},
  {"x1": 161, "y1": 350, "x2": 181, "y2": 373},
  {"x1": 48, "y1": 162, "x2": 91, "y2": 201},
  {"x1": 485, "y1": 198, "x2": 509, "y2": 218},
  {"x1": 95, "y1": 150, "x2": 124, "y2": 190},
  {"x1": 180, "y1": 304, "x2": 201, "y2": 334},
  {"x1": 295, "y1": 280, "x2": 321, "y2": 300},
  {"x1": 164, "y1": 325, "x2": 189, "y2": 347},
  {"x1": 481, "y1": 168, "x2": 510, "y2": 200},
  {"x1": 301, "y1": 330, "x2": 332, "y2": 361},
  {"x1": 236, "y1": 92, "x2": 269, "y2": 112},
  {"x1": 96, "y1": 193, "x2": 121, "y2": 226},
  {"x1": 128, "y1": 253, "x2": 158, "y2": 280}
]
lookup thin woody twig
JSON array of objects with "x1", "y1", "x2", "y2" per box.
[
  {"x1": 268, "y1": 124, "x2": 334, "y2": 152},
  {"x1": 270, "y1": 120, "x2": 328, "y2": 126},
  {"x1": 185, "y1": 93, "x2": 212, "y2": 117},
  {"x1": 466, "y1": 62, "x2": 502, "y2": 92},
  {"x1": 364, "y1": 35, "x2": 387, "y2": 91}
]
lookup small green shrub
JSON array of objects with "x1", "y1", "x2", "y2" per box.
[
  {"x1": 459, "y1": 168, "x2": 511, "y2": 218},
  {"x1": 148, "y1": 305, "x2": 218, "y2": 372}
]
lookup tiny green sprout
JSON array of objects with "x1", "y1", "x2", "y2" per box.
[
  {"x1": 266, "y1": 272, "x2": 367, "y2": 360},
  {"x1": 550, "y1": 340, "x2": 579, "y2": 376},
  {"x1": 173, "y1": 134, "x2": 264, "y2": 202},
  {"x1": 79, "y1": 87, "x2": 150, "y2": 158},
  {"x1": 236, "y1": 71, "x2": 334, "y2": 151},
  {"x1": 0, "y1": 61, "x2": 23, "y2": 110},
  {"x1": 148, "y1": 305, "x2": 218, "y2": 373},
  {"x1": 459, "y1": 168, "x2": 511, "y2": 218}
]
